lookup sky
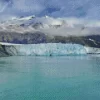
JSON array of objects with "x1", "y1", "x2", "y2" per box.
[{"x1": 0, "y1": 0, "x2": 100, "y2": 20}]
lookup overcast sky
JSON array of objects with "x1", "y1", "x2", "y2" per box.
[{"x1": 0, "y1": 0, "x2": 100, "y2": 20}]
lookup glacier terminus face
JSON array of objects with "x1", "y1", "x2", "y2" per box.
[{"x1": 3, "y1": 43, "x2": 87, "y2": 56}]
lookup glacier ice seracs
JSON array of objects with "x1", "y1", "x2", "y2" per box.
[{"x1": 4, "y1": 43, "x2": 87, "y2": 56}]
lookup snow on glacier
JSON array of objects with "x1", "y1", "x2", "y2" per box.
[{"x1": 4, "y1": 43, "x2": 87, "y2": 56}]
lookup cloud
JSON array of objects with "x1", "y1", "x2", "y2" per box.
[
  {"x1": 0, "y1": 0, "x2": 100, "y2": 20},
  {"x1": 31, "y1": 17, "x2": 100, "y2": 36},
  {"x1": 12, "y1": 0, "x2": 44, "y2": 14},
  {"x1": 0, "y1": 0, "x2": 45, "y2": 16}
]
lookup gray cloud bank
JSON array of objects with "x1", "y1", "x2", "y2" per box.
[{"x1": 0, "y1": 0, "x2": 100, "y2": 20}]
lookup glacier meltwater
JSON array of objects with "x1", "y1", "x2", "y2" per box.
[{"x1": 3, "y1": 43, "x2": 87, "y2": 56}]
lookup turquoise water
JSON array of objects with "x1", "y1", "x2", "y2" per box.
[{"x1": 0, "y1": 55, "x2": 100, "y2": 100}]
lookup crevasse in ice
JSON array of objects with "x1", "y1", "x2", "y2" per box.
[{"x1": 5, "y1": 43, "x2": 87, "y2": 56}]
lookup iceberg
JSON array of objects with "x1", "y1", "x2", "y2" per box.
[{"x1": 3, "y1": 43, "x2": 87, "y2": 56}]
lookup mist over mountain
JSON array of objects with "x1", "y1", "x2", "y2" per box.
[
  {"x1": 0, "y1": 0, "x2": 100, "y2": 20},
  {"x1": 0, "y1": 0, "x2": 100, "y2": 49}
]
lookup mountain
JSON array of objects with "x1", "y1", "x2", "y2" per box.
[{"x1": 0, "y1": 15, "x2": 100, "y2": 48}]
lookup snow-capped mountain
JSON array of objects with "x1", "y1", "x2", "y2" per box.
[
  {"x1": 0, "y1": 15, "x2": 100, "y2": 48},
  {"x1": 0, "y1": 15, "x2": 100, "y2": 36}
]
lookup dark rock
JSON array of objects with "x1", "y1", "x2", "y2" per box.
[{"x1": 0, "y1": 31, "x2": 100, "y2": 48}]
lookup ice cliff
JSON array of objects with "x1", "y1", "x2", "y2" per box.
[{"x1": 2, "y1": 43, "x2": 86, "y2": 56}]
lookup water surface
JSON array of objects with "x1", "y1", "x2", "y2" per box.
[{"x1": 0, "y1": 55, "x2": 100, "y2": 100}]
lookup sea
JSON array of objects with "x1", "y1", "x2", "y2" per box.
[{"x1": 0, "y1": 55, "x2": 100, "y2": 100}]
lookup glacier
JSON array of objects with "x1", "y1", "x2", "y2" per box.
[
  {"x1": 3, "y1": 43, "x2": 87, "y2": 56},
  {"x1": 0, "y1": 42, "x2": 100, "y2": 56}
]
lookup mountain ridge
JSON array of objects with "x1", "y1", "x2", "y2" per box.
[{"x1": 0, "y1": 16, "x2": 100, "y2": 48}]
